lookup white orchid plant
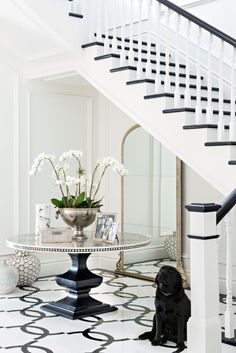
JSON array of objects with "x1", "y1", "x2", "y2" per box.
[{"x1": 29, "y1": 150, "x2": 128, "y2": 209}]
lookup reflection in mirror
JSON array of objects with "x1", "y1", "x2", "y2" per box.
[{"x1": 116, "y1": 125, "x2": 187, "y2": 286}]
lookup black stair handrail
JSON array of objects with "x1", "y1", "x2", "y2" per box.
[
  {"x1": 216, "y1": 188, "x2": 236, "y2": 224},
  {"x1": 158, "y1": 0, "x2": 236, "y2": 48}
]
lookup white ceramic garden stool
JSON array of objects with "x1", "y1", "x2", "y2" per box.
[
  {"x1": 0, "y1": 260, "x2": 19, "y2": 294},
  {"x1": 7, "y1": 250, "x2": 41, "y2": 287}
]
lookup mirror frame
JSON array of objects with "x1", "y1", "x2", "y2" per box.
[{"x1": 115, "y1": 124, "x2": 188, "y2": 287}]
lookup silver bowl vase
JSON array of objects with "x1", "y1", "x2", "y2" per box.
[{"x1": 59, "y1": 208, "x2": 99, "y2": 239}]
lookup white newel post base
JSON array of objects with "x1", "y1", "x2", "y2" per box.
[
  {"x1": 185, "y1": 203, "x2": 222, "y2": 353},
  {"x1": 187, "y1": 318, "x2": 221, "y2": 353}
]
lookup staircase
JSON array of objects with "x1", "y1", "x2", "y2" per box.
[
  {"x1": 12, "y1": 0, "x2": 236, "y2": 351},
  {"x1": 16, "y1": 0, "x2": 236, "y2": 196},
  {"x1": 76, "y1": 0, "x2": 236, "y2": 199}
]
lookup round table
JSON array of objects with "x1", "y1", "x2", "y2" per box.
[{"x1": 6, "y1": 232, "x2": 151, "y2": 320}]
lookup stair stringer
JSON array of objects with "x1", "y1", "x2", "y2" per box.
[
  {"x1": 73, "y1": 47, "x2": 234, "y2": 197},
  {"x1": 14, "y1": 0, "x2": 236, "y2": 196}
]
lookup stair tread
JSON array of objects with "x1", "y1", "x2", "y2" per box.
[
  {"x1": 163, "y1": 107, "x2": 233, "y2": 116},
  {"x1": 144, "y1": 93, "x2": 174, "y2": 99},
  {"x1": 94, "y1": 53, "x2": 186, "y2": 69},
  {"x1": 205, "y1": 141, "x2": 236, "y2": 146},
  {"x1": 82, "y1": 41, "x2": 167, "y2": 56},
  {"x1": 95, "y1": 53, "x2": 121, "y2": 60},
  {"x1": 82, "y1": 41, "x2": 104, "y2": 49},
  {"x1": 69, "y1": 13, "x2": 83, "y2": 18},
  {"x1": 110, "y1": 66, "x2": 136, "y2": 72},
  {"x1": 144, "y1": 93, "x2": 233, "y2": 104},
  {"x1": 127, "y1": 79, "x2": 219, "y2": 92},
  {"x1": 183, "y1": 124, "x2": 229, "y2": 130},
  {"x1": 110, "y1": 66, "x2": 203, "y2": 79},
  {"x1": 127, "y1": 79, "x2": 155, "y2": 85}
]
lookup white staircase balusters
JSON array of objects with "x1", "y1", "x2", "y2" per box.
[
  {"x1": 154, "y1": 2, "x2": 161, "y2": 93},
  {"x1": 119, "y1": 0, "x2": 126, "y2": 66},
  {"x1": 164, "y1": 7, "x2": 171, "y2": 92},
  {"x1": 224, "y1": 213, "x2": 235, "y2": 339},
  {"x1": 217, "y1": 39, "x2": 225, "y2": 141},
  {"x1": 86, "y1": 0, "x2": 94, "y2": 43},
  {"x1": 103, "y1": 0, "x2": 109, "y2": 54},
  {"x1": 68, "y1": 0, "x2": 73, "y2": 13},
  {"x1": 229, "y1": 47, "x2": 236, "y2": 141},
  {"x1": 137, "y1": 0, "x2": 144, "y2": 79},
  {"x1": 184, "y1": 20, "x2": 191, "y2": 107},
  {"x1": 69, "y1": 0, "x2": 79, "y2": 14},
  {"x1": 112, "y1": 0, "x2": 118, "y2": 54},
  {"x1": 206, "y1": 33, "x2": 213, "y2": 124},
  {"x1": 174, "y1": 14, "x2": 181, "y2": 107},
  {"x1": 195, "y1": 26, "x2": 203, "y2": 124},
  {"x1": 145, "y1": 0, "x2": 153, "y2": 78},
  {"x1": 128, "y1": 0, "x2": 135, "y2": 67},
  {"x1": 96, "y1": 0, "x2": 102, "y2": 43}
]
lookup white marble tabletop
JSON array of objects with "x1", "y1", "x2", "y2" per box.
[{"x1": 6, "y1": 232, "x2": 151, "y2": 253}]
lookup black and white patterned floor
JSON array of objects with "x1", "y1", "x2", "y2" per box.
[
  {"x1": 0, "y1": 270, "x2": 235, "y2": 353},
  {"x1": 123, "y1": 259, "x2": 176, "y2": 279}
]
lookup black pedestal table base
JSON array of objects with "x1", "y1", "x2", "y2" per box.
[{"x1": 42, "y1": 253, "x2": 118, "y2": 319}]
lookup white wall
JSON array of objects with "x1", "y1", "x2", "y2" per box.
[
  {"x1": 0, "y1": 61, "x2": 17, "y2": 256},
  {"x1": 189, "y1": 0, "x2": 236, "y2": 39},
  {"x1": 0, "y1": 67, "x2": 135, "y2": 275}
]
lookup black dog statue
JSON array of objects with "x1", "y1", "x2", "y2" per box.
[{"x1": 139, "y1": 265, "x2": 191, "y2": 353}]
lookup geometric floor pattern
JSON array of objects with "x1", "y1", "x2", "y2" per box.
[
  {"x1": 123, "y1": 259, "x2": 176, "y2": 279},
  {"x1": 0, "y1": 270, "x2": 235, "y2": 353}
]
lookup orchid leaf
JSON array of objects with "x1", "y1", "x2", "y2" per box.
[
  {"x1": 75, "y1": 192, "x2": 86, "y2": 207},
  {"x1": 51, "y1": 198, "x2": 64, "y2": 208}
]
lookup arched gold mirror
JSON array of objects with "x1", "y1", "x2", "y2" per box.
[{"x1": 115, "y1": 124, "x2": 188, "y2": 287}]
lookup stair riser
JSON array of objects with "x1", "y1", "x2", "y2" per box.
[
  {"x1": 127, "y1": 81, "x2": 156, "y2": 98},
  {"x1": 167, "y1": 110, "x2": 231, "y2": 126},
  {"x1": 206, "y1": 145, "x2": 236, "y2": 160},
  {"x1": 167, "y1": 112, "x2": 234, "y2": 153}
]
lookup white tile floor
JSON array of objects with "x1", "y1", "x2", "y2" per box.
[{"x1": 0, "y1": 270, "x2": 235, "y2": 352}]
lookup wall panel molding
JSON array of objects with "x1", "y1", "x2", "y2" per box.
[
  {"x1": 26, "y1": 89, "x2": 93, "y2": 274},
  {"x1": 13, "y1": 74, "x2": 20, "y2": 236}
]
